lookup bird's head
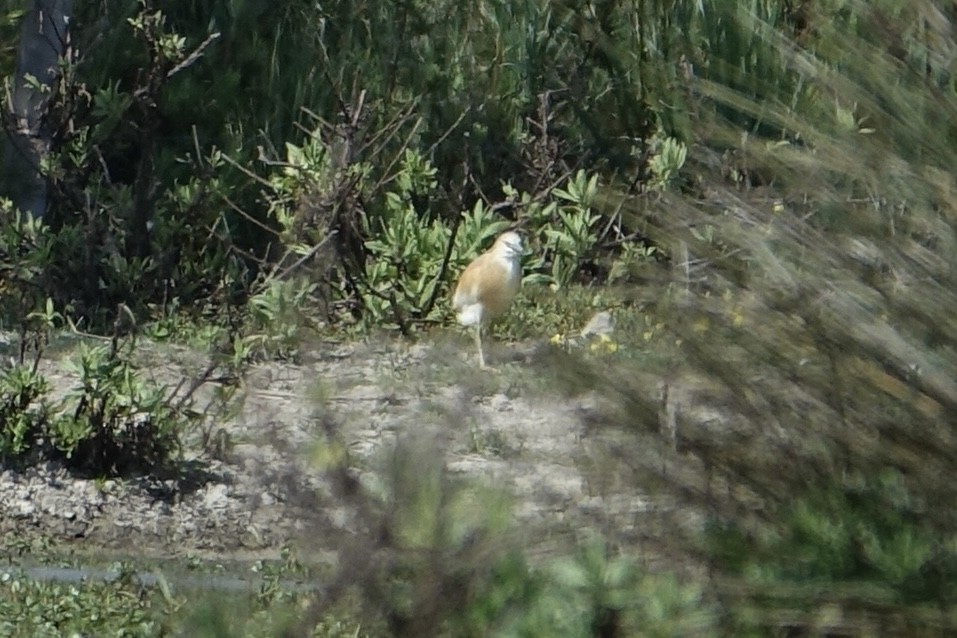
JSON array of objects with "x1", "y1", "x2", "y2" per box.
[{"x1": 494, "y1": 231, "x2": 524, "y2": 261}]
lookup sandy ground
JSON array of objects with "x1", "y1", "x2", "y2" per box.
[{"x1": 1, "y1": 332, "x2": 704, "y2": 569}]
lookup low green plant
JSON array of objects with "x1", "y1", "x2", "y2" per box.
[
  {"x1": 512, "y1": 536, "x2": 715, "y2": 637},
  {"x1": 0, "y1": 569, "x2": 164, "y2": 638},
  {"x1": 647, "y1": 135, "x2": 688, "y2": 191},
  {"x1": 245, "y1": 275, "x2": 319, "y2": 360},
  {"x1": 0, "y1": 556, "x2": 365, "y2": 638},
  {"x1": 265, "y1": 127, "x2": 345, "y2": 247},
  {"x1": 542, "y1": 170, "x2": 603, "y2": 289},
  {"x1": 608, "y1": 241, "x2": 659, "y2": 283},
  {"x1": 0, "y1": 365, "x2": 50, "y2": 461},
  {"x1": 708, "y1": 469, "x2": 957, "y2": 608},
  {"x1": 251, "y1": 544, "x2": 310, "y2": 608},
  {"x1": 501, "y1": 170, "x2": 603, "y2": 291},
  {"x1": 0, "y1": 205, "x2": 56, "y2": 331},
  {"x1": 360, "y1": 149, "x2": 450, "y2": 330},
  {"x1": 51, "y1": 335, "x2": 187, "y2": 476}
]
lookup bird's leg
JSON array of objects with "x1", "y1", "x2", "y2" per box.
[{"x1": 474, "y1": 323, "x2": 486, "y2": 368}]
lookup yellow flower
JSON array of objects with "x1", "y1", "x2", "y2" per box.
[
  {"x1": 549, "y1": 333, "x2": 564, "y2": 345},
  {"x1": 590, "y1": 334, "x2": 619, "y2": 354}
]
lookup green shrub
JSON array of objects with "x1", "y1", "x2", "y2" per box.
[
  {"x1": 0, "y1": 365, "x2": 50, "y2": 461},
  {"x1": 52, "y1": 339, "x2": 186, "y2": 475}
]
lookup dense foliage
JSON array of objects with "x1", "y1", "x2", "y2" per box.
[{"x1": 3, "y1": 0, "x2": 957, "y2": 635}]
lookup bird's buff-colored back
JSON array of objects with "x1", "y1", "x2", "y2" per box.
[{"x1": 453, "y1": 232, "x2": 523, "y2": 326}]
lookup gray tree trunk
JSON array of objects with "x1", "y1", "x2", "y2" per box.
[{"x1": 3, "y1": 0, "x2": 74, "y2": 218}]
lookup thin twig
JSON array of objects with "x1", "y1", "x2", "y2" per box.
[
  {"x1": 66, "y1": 315, "x2": 113, "y2": 341},
  {"x1": 166, "y1": 32, "x2": 222, "y2": 79},
  {"x1": 368, "y1": 118, "x2": 424, "y2": 196},
  {"x1": 222, "y1": 194, "x2": 280, "y2": 235},
  {"x1": 191, "y1": 124, "x2": 204, "y2": 170},
  {"x1": 274, "y1": 230, "x2": 339, "y2": 281},
  {"x1": 220, "y1": 152, "x2": 275, "y2": 189},
  {"x1": 425, "y1": 107, "x2": 472, "y2": 157}
]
